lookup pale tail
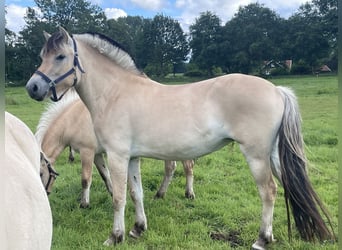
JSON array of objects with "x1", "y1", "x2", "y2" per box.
[{"x1": 276, "y1": 86, "x2": 334, "y2": 241}]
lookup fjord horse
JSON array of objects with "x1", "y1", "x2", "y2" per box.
[
  {"x1": 36, "y1": 90, "x2": 194, "y2": 207},
  {"x1": 26, "y1": 28, "x2": 333, "y2": 249},
  {"x1": 3, "y1": 112, "x2": 52, "y2": 249}
]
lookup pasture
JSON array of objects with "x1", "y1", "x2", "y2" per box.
[{"x1": 5, "y1": 75, "x2": 338, "y2": 249}]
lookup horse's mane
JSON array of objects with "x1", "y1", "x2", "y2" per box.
[
  {"x1": 74, "y1": 32, "x2": 143, "y2": 76},
  {"x1": 35, "y1": 89, "x2": 80, "y2": 146}
]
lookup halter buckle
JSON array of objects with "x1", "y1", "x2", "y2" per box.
[{"x1": 49, "y1": 80, "x2": 56, "y2": 88}]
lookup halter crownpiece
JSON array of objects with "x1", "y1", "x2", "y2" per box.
[{"x1": 35, "y1": 36, "x2": 85, "y2": 102}]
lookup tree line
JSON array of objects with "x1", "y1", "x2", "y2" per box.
[{"x1": 5, "y1": 0, "x2": 337, "y2": 84}]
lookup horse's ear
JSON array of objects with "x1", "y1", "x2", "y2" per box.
[
  {"x1": 43, "y1": 31, "x2": 51, "y2": 41},
  {"x1": 58, "y1": 26, "x2": 71, "y2": 41}
]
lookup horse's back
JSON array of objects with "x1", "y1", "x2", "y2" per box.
[
  {"x1": 3, "y1": 112, "x2": 52, "y2": 250},
  {"x1": 107, "y1": 73, "x2": 285, "y2": 159}
]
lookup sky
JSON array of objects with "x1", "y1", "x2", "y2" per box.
[{"x1": 5, "y1": 0, "x2": 310, "y2": 34}]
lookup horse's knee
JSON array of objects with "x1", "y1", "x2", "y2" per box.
[
  {"x1": 183, "y1": 160, "x2": 194, "y2": 174},
  {"x1": 165, "y1": 160, "x2": 176, "y2": 175},
  {"x1": 113, "y1": 196, "x2": 126, "y2": 209}
]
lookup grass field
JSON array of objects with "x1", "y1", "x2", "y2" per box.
[{"x1": 5, "y1": 75, "x2": 338, "y2": 249}]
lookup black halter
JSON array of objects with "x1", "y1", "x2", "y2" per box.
[
  {"x1": 35, "y1": 36, "x2": 85, "y2": 102},
  {"x1": 43, "y1": 159, "x2": 59, "y2": 195}
]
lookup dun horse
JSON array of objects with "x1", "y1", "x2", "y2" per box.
[
  {"x1": 4, "y1": 112, "x2": 52, "y2": 250},
  {"x1": 36, "y1": 90, "x2": 195, "y2": 207},
  {"x1": 26, "y1": 27, "x2": 334, "y2": 249}
]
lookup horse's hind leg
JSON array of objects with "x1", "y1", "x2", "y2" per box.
[
  {"x1": 155, "y1": 160, "x2": 177, "y2": 198},
  {"x1": 68, "y1": 146, "x2": 75, "y2": 162},
  {"x1": 239, "y1": 145, "x2": 277, "y2": 250},
  {"x1": 94, "y1": 153, "x2": 113, "y2": 195},
  {"x1": 127, "y1": 157, "x2": 147, "y2": 239},
  {"x1": 182, "y1": 160, "x2": 195, "y2": 199},
  {"x1": 79, "y1": 149, "x2": 94, "y2": 208}
]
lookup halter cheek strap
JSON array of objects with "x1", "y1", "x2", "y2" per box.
[
  {"x1": 35, "y1": 36, "x2": 85, "y2": 102},
  {"x1": 43, "y1": 159, "x2": 59, "y2": 194}
]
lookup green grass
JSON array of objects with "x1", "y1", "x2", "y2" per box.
[{"x1": 5, "y1": 75, "x2": 338, "y2": 249}]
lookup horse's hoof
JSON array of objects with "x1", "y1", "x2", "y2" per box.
[
  {"x1": 251, "y1": 240, "x2": 266, "y2": 250},
  {"x1": 185, "y1": 191, "x2": 195, "y2": 199},
  {"x1": 103, "y1": 238, "x2": 113, "y2": 246},
  {"x1": 103, "y1": 233, "x2": 123, "y2": 246},
  {"x1": 80, "y1": 202, "x2": 90, "y2": 209},
  {"x1": 252, "y1": 235, "x2": 275, "y2": 250},
  {"x1": 154, "y1": 192, "x2": 165, "y2": 199},
  {"x1": 129, "y1": 223, "x2": 146, "y2": 238}
]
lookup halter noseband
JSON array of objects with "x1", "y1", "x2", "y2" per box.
[
  {"x1": 35, "y1": 36, "x2": 85, "y2": 102},
  {"x1": 44, "y1": 158, "x2": 59, "y2": 194}
]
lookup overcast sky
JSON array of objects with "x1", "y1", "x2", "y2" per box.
[{"x1": 6, "y1": 0, "x2": 310, "y2": 34}]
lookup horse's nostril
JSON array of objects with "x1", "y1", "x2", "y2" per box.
[{"x1": 33, "y1": 84, "x2": 38, "y2": 92}]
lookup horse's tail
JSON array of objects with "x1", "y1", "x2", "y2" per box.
[{"x1": 274, "y1": 86, "x2": 334, "y2": 242}]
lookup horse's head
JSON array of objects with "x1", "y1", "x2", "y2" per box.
[
  {"x1": 26, "y1": 27, "x2": 85, "y2": 102},
  {"x1": 40, "y1": 152, "x2": 59, "y2": 195}
]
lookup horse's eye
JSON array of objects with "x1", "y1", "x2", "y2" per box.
[{"x1": 56, "y1": 55, "x2": 66, "y2": 61}]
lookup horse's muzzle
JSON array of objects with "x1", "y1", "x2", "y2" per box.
[{"x1": 26, "y1": 80, "x2": 48, "y2": 101}]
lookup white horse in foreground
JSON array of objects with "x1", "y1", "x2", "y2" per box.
[
  {"x1": 26, "y1": 27, "x2": 334, "y2": 249},
  {"x1": 3, "y1": 112, "x2": 52, "y2": 250}
]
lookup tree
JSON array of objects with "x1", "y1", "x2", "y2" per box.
[
  {"x1": 5, "y1": 28, "x2": 21, "y2": 83},
  {"x1": 312, "y1": 0, "x2": 337, "y2": 70},
  {"x1": 285, "y1": 2, "x2": 331, "y2": 72},
  {"x1": 5, "y1": 7, "x2": 47, "y2": 83},
  {"x1": 189, "y1": 11, "x2": 223, "y2": 76},
  {"x1": 222, "y1": 3, "x2": 284, "y2": 74},
  {"x1": 142, "y1": 14, "x2": 189, "y2": 77},
  {"x1": 106, "y1": 16, "x2": 147, "y2": 69},
  {"x1": 35, "y1": 0, "x2": 107, "y2": 33}
]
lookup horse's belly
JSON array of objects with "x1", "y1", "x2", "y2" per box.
[{"x1": 131, "y1": 134, "x2": 232, "y2": 160}]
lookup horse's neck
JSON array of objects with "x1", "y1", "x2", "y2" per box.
[
  {"x1": 40, "y1": 123, "x2": 66, "y2": 164},
  {"x1": 76, "y1": 43, "x2": 138, "y2": 116}
]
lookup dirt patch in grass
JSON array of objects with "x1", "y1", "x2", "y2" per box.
[{"x1": 210, "y1": 230, "x2": 243, "y2": 248}]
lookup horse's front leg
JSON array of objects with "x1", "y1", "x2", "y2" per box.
[
  {"x1": 128, "y1": 157, "x2": 147, "y2": 238},
  {"x1": 103, "y1": 152, "x2": 129, "y2": 246}
]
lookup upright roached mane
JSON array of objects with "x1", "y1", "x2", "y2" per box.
[
  {"x1": 35, "y1": 90, "x2": 79, "y2": 146},
  {"x1": 75, "y1": 32, "x2": 143, "y2": 76},
  {"x1": 26, "y1": 27, "x2": 335, "y2": 250}
]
